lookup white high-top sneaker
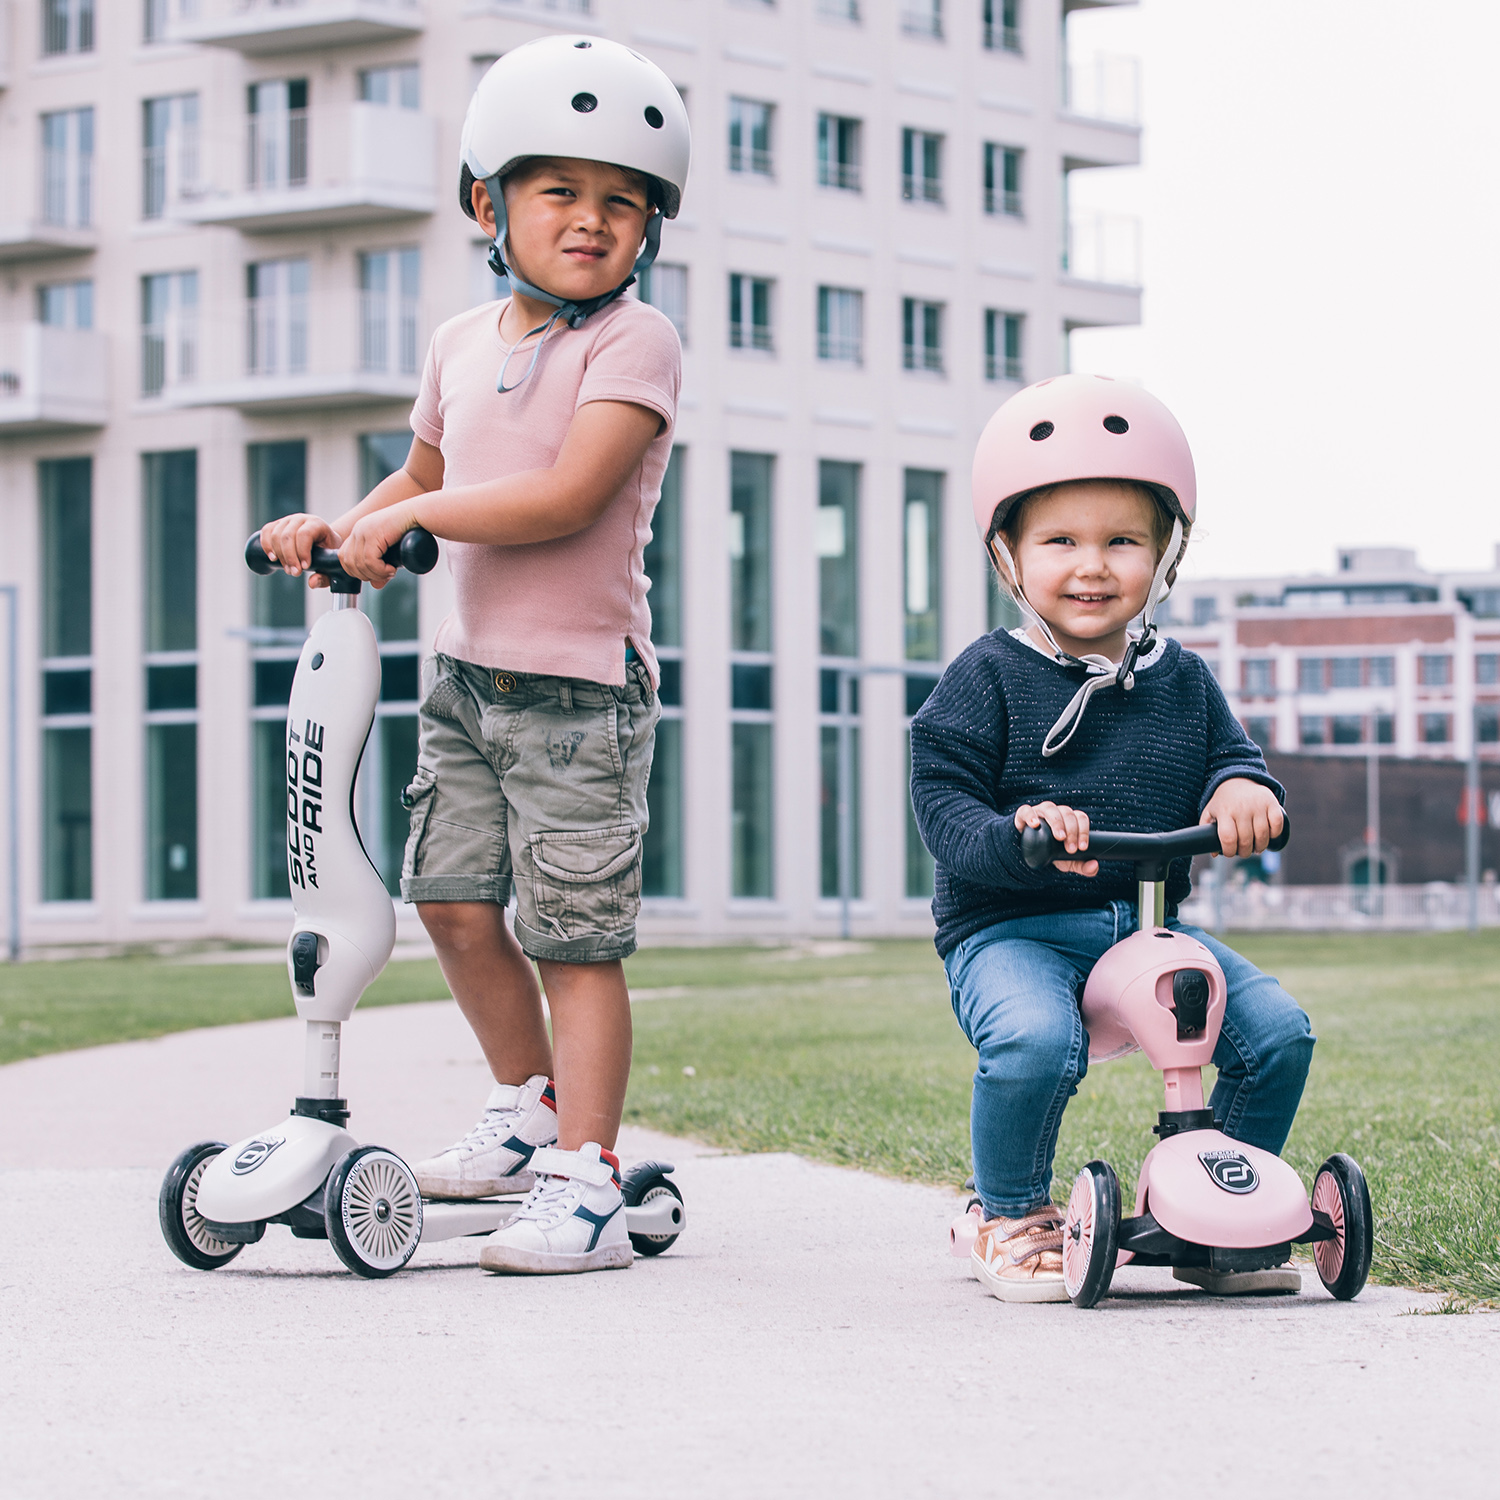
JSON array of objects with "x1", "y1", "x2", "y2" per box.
[
  {"x1": 477, "y1": 1142, "x2": 633, "y2": 1275},
  {"x1": 412, "y1": 1075, "x2": 558, "y2": 1200}
]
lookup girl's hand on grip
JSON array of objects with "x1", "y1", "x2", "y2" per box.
[{"x1": 1014, "y1": 801, "x2": 1099, "y2": 877}]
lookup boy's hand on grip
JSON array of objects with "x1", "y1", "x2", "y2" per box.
[
  {"x1": 1200, "y1": 777, "x2": 1285, "y2": 858},
  {"x1": 260, "y1": 514, "x2": 341, "y2": 589},
  {"x1": 338, "y1": 505, "x2": 420, "y2": 587},
  {"x1": 1014, "y1": 802, "x2": 1099, "y2": 877}
]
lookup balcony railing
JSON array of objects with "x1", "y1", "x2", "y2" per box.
[
  {"x1": 1064, "y1": 52, "x2": 1142, "y2": 126},
  {"x1": 1063, "y1": 212, "x2": 1141, "y2": 288},
  {"x1": 984, "y1": 188, "x2": 1022, "y2": 217},
  {"x1": 0, "y1": 325, "x2": 109, "y2": 434},
  {"x1": 179, "y1": 102, "x2": 436, "y2": 231},
  {"x1": 160, "y1": 290, "x2": 425, "y2": 412},
  {"x1": 900, "y1": 3, "x2": 942, "y2": 39},
  {"x1": 171, "y1": 0, "x2": 423, "y2": 56},
  {"x1": 818, "y1": 161, "x2": 861, "y2": 191},
  {"x1": 901, "y1": 174, "x2": 943, "y2": 206}
]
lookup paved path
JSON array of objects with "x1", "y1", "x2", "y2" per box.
[{"x1": 1, "y1": 1001, "x2": 1494, "y2": 1499}]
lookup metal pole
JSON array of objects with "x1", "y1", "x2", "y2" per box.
[
  {"x1": 2, "y1": 587, "x2": 16, "y2": 962},
  {"x1": 1467, "y1": 704, "x2": 1481, "y2": 934},
  {"x1": 837, "y1": 667, "x2": 853, "y2": 941}
]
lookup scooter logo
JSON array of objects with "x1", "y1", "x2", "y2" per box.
[
  {"x1": 231, "y1": 1137, "x2": 285, "y2": 1175},
  {"x1": 1199, "y1": 1149, "x2": 1259, "y2": 1194}
]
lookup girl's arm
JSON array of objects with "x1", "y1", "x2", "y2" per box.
[{"x1": 336, "y1": 400, "x2": 663, "y2": 583}]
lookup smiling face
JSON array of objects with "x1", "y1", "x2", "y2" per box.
[
  {"x1": 999, "y1": 480, "x2": 1166, "y2": 662},
  {"x1": 477, "y1": 155, "x2": 654, "y2": 308}
]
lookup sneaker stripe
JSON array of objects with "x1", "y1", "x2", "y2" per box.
[
  {"x1": 571, "y1": 1202, "x2": 622, "y2": 1252},
  {"x1": 501, "y1": 1135, "x2": 537, "y2": 1166},
  {"x1": 600, "y1": 1148, "x2": 622, "y2": 1190},
  {"x1": 540, "y1": 1080, "x2": 558, "y2": 1112}
]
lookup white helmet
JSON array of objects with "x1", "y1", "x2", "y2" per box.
[{"x1": 461, "y1": 35, "x2": 691, "y2": 220}]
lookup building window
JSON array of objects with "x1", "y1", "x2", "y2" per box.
[
  {"x1": 983, "y1": 143, "x2": 1022, "y2": 217},
  {"x1": 1297, "y1": 657, "x2": 1326, "y2": 694},
  {"x1": 1375, "y1": 713, "x2": 1395, "y2": 744},
  {"x1": 40, "y1": 458, "x2": 92, "y2": 903},
  {"x1": 904, "y1": 470, "x2": 943, "y2": 661},
  {"x1": 817, "y1": 0, "x2": 860, "y2": 18},
  {"x1": 38, "y1": 279, "x2": 92, "y2": 329},
  {"x1": 141, "y1": 270, "x2": 198, "y2": 398},
  {"x1": 984, "y1": 309, "x2": 1022, "y2": 383},
  {"x1": 1244, "y1": 716, "x2": 1274, "y2": 752},
  {"x1": 818, "y1": 462, "x2": 861, "y2": 900},
  {"x1": 143, "y1": 0, "x2": 186, "y2": 44},
  {"x1": 1367, "y1": 655, "x2": 1396, "y2": 687},
  {"x1": 643, "y1": 448, "x2": 685, "y2": 898},
  {"x1": 1420, "y1": 712, "x2": 1452, "y2": 744},
  {"x1": 1298, "y1": 715, "x2": 1325, "y2": 747},
  {"x1": 249, "y1": 441, "x2": 309, "y2": 901},
  {"x1": 248, "y1": 79, "x2": 309, "y2": 193},
  {"x1": 359, "y1": 248, "x2": 420, "y2": 376},
  {"x1": 1418, "y1": 654, "x2": 1452, "y2": 687},
  {"x1": 1329, "y1": 714, "x2": 1363, "y2": 745},
  {"x1": 817, "y1": 286, "x2": 863, "y2": 364},
  {"x1": 358, "y1": 64, "x2": 421, "y2": 109},
  {"x1": 41, "y1": 108, "x2": 94, "y2": 228},
  {"x1": 637, "y1": 263, "x2": 689, "y2": 343},
  {"x1": 142, "y1": 95, "x2": 200, "y2": 222},
  {"x1": 470, "y1": 241, "x2": 508, "y2": 307},
  {"x1": 1459, "y1": 588, "x2": 1500, "y2": 618},
  {"x1": 1475, "y1": 653, "x2": 1498, "y2": 686},
  {"x1": 983, "y1": 0, "x2": 1021, "y2": 53},
  {"x1": 817, "y1": 114, "x2": 861, "y2": 191},
  {"x1": 730, "y1": 453, "x2": 775, "y2": 898},
  {"x1": 352, "y1": 433, "x2": 423, "y2": 896},
  {"x1": 728, "y1": 97, "x2": 774, "y2": 177},
  {"x1": 902, "y1": 297, "x2": 945, "y2": 374},
  {"x1": 142, "y1": 452, "x2": 199, "y2": 902},
  {"x1": 1326, "y1": 656, "x2": 1360, "y2": 689},
  {"x1": 901, "y1": 128, "x2": 944, "y2": 204},
  {"x1": 1242, "y1": 658, "x2": 1275, "y2": 696},
  {"x1": 900, "y1": 0, "x2": 943, "y2": 39},
  {"x1": 1478, "y1": 705, "x2": 1500, "y2": 744},
  {"x1": 43, "y1": 0, "x2": 93, "y2": 54},
  {"x1": 728, "y1": 274, "x2": 774, "y2": 352},
  {"x1": 1191, "y1": 596, "x2": 1218, "y2": 626},
  {"x1": 247, "y1": 258, "x2": 309, "y2": 377}
]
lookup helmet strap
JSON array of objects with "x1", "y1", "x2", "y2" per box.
[{"x1": 483, "y1": 172, "x2": 665, "y2": 391}]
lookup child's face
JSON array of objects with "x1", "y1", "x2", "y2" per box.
[
  {"x1": 1004, "y1": 481, "x2": 1162, "y2": 659},
  {"x1": 491, "y1": 157, "x2": 653, "y2": 304}
]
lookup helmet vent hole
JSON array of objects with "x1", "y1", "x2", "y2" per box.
[
  {"x1": 573, "y1": 40, "x2": 591, "y2": 48},
  {"x1": 1103, "y1": 415, "x2": 1130, "y2": 435},
  {"x1": 1029, "y1": 421, "x2": 1054, "y2": 441},
  {"x1": 571, "y1": 92, "x2": 598, "y2": 113},
  {"x1": 644, "y1": 105, "x2": 664, "y2": 128}
]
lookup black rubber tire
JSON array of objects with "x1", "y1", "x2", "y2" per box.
[
  {"x1": 621, "y1": 1161, "x2": 684, "y2": 1257},
  {"x1": 324, "y1": 1146, "x2": 423, "y2": 1279},
  {"x1": 159, "y1": 1142, "x2": 244, "y2": 1271},
  {"x1": 1063, "y1": 1160, "x2": 1121, "y2": 1309},
  {"x1": 1312, "y1": 1153, "x2": 1373, "y2": 1301}
]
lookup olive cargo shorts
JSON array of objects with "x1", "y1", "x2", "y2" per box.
[{"x1": 400, "y1": 653, "x2": 659, "y2": 963}]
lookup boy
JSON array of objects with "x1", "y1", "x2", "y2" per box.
[
  {"x1": 911, "y1": 374, "x2": 1314, "y2": 1302},
  {"x1": 259, "y1": 36, "x2": 691, "y2": 1275}
]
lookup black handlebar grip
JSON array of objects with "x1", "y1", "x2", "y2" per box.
[
  {"x1": 243, "y1": 527, "x2": 440, "y2": 578},
  {"x1": 1269, "y1": 811, "x2": 1291, "y2": 852},
  {"x1": 244, "y1": 534, "x2": 275, "y2": 575},
  {"x1": 1020, "y1": 822, "x2": 1063, "y2": 870},
  {"x1": 1019, "y1": 809, "x2": 1292, "y2": 870}
]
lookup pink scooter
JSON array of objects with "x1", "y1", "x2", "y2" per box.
[{"x1": 950, "y1": 816, "x2": 1373, "y2": 1308}]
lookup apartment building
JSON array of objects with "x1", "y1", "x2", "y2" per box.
[
  {"x1": 1168, "y1": 546, "x2": 1500, "y2": 765},
  {"x1": 0, "y1": 0, "x2": 1141, "y2": 949}
]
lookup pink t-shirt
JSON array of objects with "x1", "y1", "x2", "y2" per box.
[{"x1": 410, "y1": 295, "x2": 680, "y2": 687}]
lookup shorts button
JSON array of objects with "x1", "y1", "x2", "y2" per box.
[{"x1": 494, "y1": 672, "x2": 516, "y2": 693}]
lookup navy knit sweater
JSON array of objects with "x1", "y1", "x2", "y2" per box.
[{"x1": 910, "y1": 630, "x2": 1283, "y2": 957}]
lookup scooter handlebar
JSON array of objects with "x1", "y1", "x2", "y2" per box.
[
  {"x1": 244, "y1": 527, "x2": 439, "y2": 580},
  {"x1": 1020, "y1": 813, "x2": 1291, "y2": 871}
]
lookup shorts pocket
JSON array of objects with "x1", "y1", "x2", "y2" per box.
[
  {"x1": 529, "y1": 823, "x2": 642, "y2": 941},
  {"x1": 400, "y1": 770, "x2": 438, "y2": 881}
]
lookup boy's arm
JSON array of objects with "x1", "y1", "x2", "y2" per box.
[{"x1": 336, "y1": 401, "x2": 662, "y2": 582}]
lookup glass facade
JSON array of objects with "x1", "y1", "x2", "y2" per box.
[
  {"x1": 143, "y1": 450, "x2": 199, "y2": 900},
  {"x1": 40, "y1": 458, "x2": 93, "y2": 902},
  {"x1": 818, "y1": 461, "x2": 861, "y2": 899},
  {"x1": 730, "y1": 453, "x2": 775, "y2": 897},
  {"x1": 904, "y1": 470, "x2": 943, "y2": 661},
  {"x1": 643, "y1": 448, "x2": 685, "y2": 897}
]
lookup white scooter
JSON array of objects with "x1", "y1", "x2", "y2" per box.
[{"x1": 158, "y1": 530, "x2": 686, "y2": 1279}]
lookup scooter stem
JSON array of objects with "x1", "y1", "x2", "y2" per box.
[
  {"x1": 303, "y1": 1020, "x2": 343, "y2": 1099},
  {"x1": 1162, "y1": 1066, "x2": 1204, "y2": 1112},
  {"x1": 1138, "y1": 877, "x2": 1166, "y2": 930}
]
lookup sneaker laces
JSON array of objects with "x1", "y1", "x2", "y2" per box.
[
  {"x1": 444, "y1": 1099, "x2": 526, "y2": 1158},
  {"x1": 509, "y1": 1172, "x2": 582, "y2": 1230}
]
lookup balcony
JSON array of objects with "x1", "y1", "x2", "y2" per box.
[
  {"x1": 159, "y1": 291, "x2": 424, "y2": 414},
  {"x1": 171, "y1": 0, "x2": 423, "y2": 55},
  {"x1": 0, "y1": 224, "x2": 97, "y2": 264},
  {"x1": 179, "y1": 103, "x2": 436, "y2": 232},
  {"x1": 1062, "y1": 211, "x2": 1141, "y2": 288},
  {"x1": 1064, "y1": 53, "x2": 1141, "y2": 126},
  {"x1": 0, "y1": 326, "x2": 110, "y2": 435}
]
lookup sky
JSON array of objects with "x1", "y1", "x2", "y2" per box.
[{"x1": 1062, "y1": 0, "x2": 1500, "y2": 584}]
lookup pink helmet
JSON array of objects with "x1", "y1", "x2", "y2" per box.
[{"x1": 971, "y1": 373, "x2": 1196, "y2": 546}]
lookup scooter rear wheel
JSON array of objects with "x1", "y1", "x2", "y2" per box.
[
  {"x1": 1311, "y1": 1153, "x2": 1373, "y2": 1301},
  {"x1": 159, "y1": 1142, "x2": 243, "y2": 1271},
  {"x1": 1063, "y1": 1160, "x2": 1121, "y2": 1309},
  {"x1": 325, "y1": 1147, "x2": 424, "y2": 1279},
  {"x1": 621, "y1": 1161, "x2": 684, "y2": 1257}
]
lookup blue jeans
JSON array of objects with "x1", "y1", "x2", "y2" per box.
[{"x1": 943, "y1": 903, "x2": 1315, "y2": 1219}]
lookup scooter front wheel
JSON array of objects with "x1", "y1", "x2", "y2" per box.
[
  {"x1": 1063, "y1": 1160, "x2": 1120, "y2": 1309},
  {"x1": 1312, "y1": 1153, "x2": 1373, "y2": 1301},
  {"x1": 159, "y1": 1142, "x2": 243, "y2": 1271},
  {"x1": 325, "y1": 1147, "x2": 424, "y2": 1279}
]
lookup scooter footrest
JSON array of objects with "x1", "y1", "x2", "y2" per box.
[{"x1": 1210, "y1": 1243, "x2": 1291, "y2": 1273}]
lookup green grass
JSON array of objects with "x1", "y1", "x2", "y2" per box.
[{"x1": 2, "y1": 932, "x2": 1497, "y2": 1304}]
